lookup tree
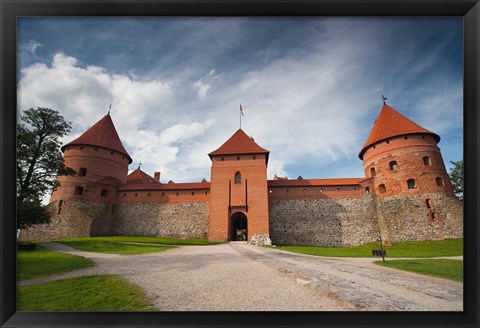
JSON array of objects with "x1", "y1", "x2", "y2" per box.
[
  {"x1": 17, "y1": 107, "x2": 75, "y2": 229},
  {"x1": 449, "y1": 159, "x2": 463, "y2": 201}
]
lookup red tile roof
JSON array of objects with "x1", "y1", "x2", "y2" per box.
[
  {"x1": 118, "y1": 168, "x2": 210, "y2": 191},
  {"x1": 268, "y1": 178, "x2": 366, "y2": 187},
  {"x1": 61, "y1": 114, "x2": 132, "y2": 163},
  {"x1": 125, "y1": 167, "x2": 160, "y2": 186},
  {"x1": 274, "y1": 175, "x2": 289, "y2": 180},
  {"x1": 359, "y1": 104, "x2": 440, "y2": 159},
  {"x1": 208, "y1": 129, "x2": 270, "y2": 162}
]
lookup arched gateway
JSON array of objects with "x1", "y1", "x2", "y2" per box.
[{"x1": 231, "y1": 212, "x2": 248, "y2": 241}]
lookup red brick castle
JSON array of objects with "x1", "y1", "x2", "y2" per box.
[{"x1": 20, "y1": 103, "x2": 463, "y2": 246}]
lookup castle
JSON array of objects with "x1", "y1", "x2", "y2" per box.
[{"x1": 19, "y1": 103, "x2": 463, "y2": 246}]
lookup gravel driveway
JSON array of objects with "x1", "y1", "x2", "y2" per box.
[{"x1": 20, "y1": 242, "x2": 463, "y2": 311}]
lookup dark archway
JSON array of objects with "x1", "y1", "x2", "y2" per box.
[{"x1": 231, "y1": 212, "x2": 248, "y2": 241}]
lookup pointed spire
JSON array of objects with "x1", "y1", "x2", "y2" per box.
[
  {"x1": 61, "y1": 114, "x2": 132, "y2": 163},
  {"x1": 359, "y1": 104, "x2": 440, "y2": 159}
]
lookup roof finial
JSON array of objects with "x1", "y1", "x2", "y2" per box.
[
  {"x1": 138, "y1": 161, "x2": 142, "y2": 169},
  {"x1": 108, "y1": 104, "x2": 112, "y2": 115},
  {"x1": 382, "y1": 94, "x2": 387, "y2": 105}
]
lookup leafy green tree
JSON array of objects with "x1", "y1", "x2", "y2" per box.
[
  {"x1": 449, "y1": 159, "x2": 463, "y2": 201},
  {"x1": 17, "y1": 107, "x2": 75, "y2": 229}
]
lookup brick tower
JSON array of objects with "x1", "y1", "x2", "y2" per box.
[
  {"x1": 359, "y1": 103, "x2": 462, "y2": 242},
  {"x1": 51, "y1": 113, "x2": 132, "y2": 204},
  {"x1": 208, "y1": 129, "x2": 270, "y2": 242}
]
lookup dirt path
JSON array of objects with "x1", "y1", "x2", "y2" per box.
[{"x1": 19, "y1": 242, "x2": 463, "y2": 311}]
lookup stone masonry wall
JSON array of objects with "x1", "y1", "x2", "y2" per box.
[
  {"x1": 376, "y1": 194, "x2": 463, "y2": 243},
  {"x1": 269, "y1": 195, "x2": 379, "y2": 247},
  {"x1": 19, "y1": 200, "x2": 107, "y2": 241},
  {"x1": 113, "y1": 202, "x2": 209, "y2": 239}
]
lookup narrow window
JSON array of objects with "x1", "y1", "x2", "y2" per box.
[
  {"x1": 123, "y1": 193, "x2": 126, "y2": 197},
  {"x1": 436, "y1": 177, "x2": 444, "y2": 187},
  {"x1": 386, "y1": 140, "x2": 390, "y2": 144},
  {"x1": 74, "y1": 186, "x2": 84, "y2": 195},
  {"x1": 404, "y1": 136, "x2": 408, "y2": 140},
  {"x1": 80, "y1": 146, "x2": 84, "y2": 150},
  {"x1": 426, "y1": 199, "x2": 432, "y2": 209},
  {"x1": 370, "y1": 167, "x2": 376, "y2": 177},
  {"x1": 336, "y1": 188, "x2": 340, "y2": 192},
  {"x1": 253, "y1": 155, "x2": 256, "y2": 160},
  {"x1": 378, "y1": 184, "x2": 386, "y2": 194},
  {"x1": 234, "y1": 171, "x2": 241, "y2": 184},
  {"x1": 221, "y1": 157, "x2": 224, "y2": 161},
  {"x1": 100, "y1": 189, "x2": 108, "y2": 197},
  {"x1": 365, "y1": 187, "x2": 370, "y2": 194},
  {"x1": 191, "y1": 192, "x2": 195, "y2": 196},
  {"x1": 135, "y1": 193, "x2": 138, "y2": 197},
  {"x1": 320, "y1": 188, "x2": 323, "y2": 193},
  {"x1": 303, "y1": 188, "x2": 307, "y2": 193},
  {"x1": 206, "y1": 191, "x2": 209, "y2": 195},
  {"x1": 78, "y1": 167, "x2": 87, "y2": 176},
  {"x1": 148, "y1": 192, "x2": 151, "y2": 196},
  {"x1": 407, "y1": 179, "x2": 416, "y2": 189},
  {"x1": 110, "y1": 151, "x2": 114, "y2": 155},
  {"x1": 161, "y1": 192, "x2": 165, "y2": 196},
  {"x1": 176, "y1": 192, "x2": 180, "y2": 196},
  {"x1": 352, "y1": 187, "x2": 356, "y2": 191},
  {"x1": 423, "y1": 156, "x2": 431, "y2": 166},
  {"x1": 286, "y1": 188, "x2": 289, "y2": 193},
  {"x1": 57, "y1": 200, "x2": 63, "y2": 215},
  {"x1": 237, "y1": 156, "x2": 240, "y2": 160},
  {"x1": 389, "y1": 161, "x2": 398, "y2": 171}
]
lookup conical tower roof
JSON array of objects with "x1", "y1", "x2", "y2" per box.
[
  {"x1": 359, "y1": 104, "x2": 440, "y2": 159},
  {"x1": 208, "y1": 129, "x2": 270, "y2": 163},
  {"x1": 61, "y1": 114, "x2": 132, "y2": 163}
]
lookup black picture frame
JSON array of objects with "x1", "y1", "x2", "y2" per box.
[{"x1": 1, "y1": 1, "x2": 478, "y2": 327}]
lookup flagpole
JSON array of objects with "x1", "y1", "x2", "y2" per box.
[{"x1": 240, "y1": 106, "x2": 241, "y2": 129}]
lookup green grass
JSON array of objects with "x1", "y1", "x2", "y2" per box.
[
  {"x1": 273, "y1": 238, "x2": 463, "y2": 258},
  {"x1": 17, "y1": 244, "x2": 94, "y2": 281},
  {"x1": 53, "y1": 236, "x2": 217, "y2": 255},
  {"x1": 375, "y1": 259, "x2": 463, "y2": 282},
  {"x1": 17, "y1": 275, "x2": 155, "y2": 311}
]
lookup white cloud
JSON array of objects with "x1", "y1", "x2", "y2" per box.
[
  {"x1": 26, "y1": 40, "x2": 43, "y2": 54},
  {"x1": 192, "y1": 69, "x2": 222, "y2": 100}
]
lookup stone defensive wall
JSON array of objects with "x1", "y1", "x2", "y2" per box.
[
  {"x1": 19, "y1": 200, "x2": 113, "y2": 241},
  {"x1": 267, "y1": 179, "x2": 379, "y2": 247},
  {"x1": 375, "y1": 193, "x2": 463, "y2": 243}
]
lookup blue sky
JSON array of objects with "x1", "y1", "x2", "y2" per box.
[{"x1": 17, "y1": 17, "x2": 463, "y2": 185}]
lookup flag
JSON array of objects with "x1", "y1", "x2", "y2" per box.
[{"x1": 240, "y1": 104, "x2": 244, "y2": 116}]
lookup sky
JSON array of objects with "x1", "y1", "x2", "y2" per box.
[{"x1": 17, "y1": 17, "x2": 463, "y2": 186}]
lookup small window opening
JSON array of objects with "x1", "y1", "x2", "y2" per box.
[
  {"x1": 234, "y1": 171, "x2": 241, "y2": 184},
  {"x1": 378, "y1": 184, "x2": 386, "y2": 194},
  {"x1": 78, "y1": 167, "x2": 87, "y2": 176},
  {"x1": 206, "y1": 191, "x2": 209, "y2": 195},
  {"x1": 253, "y1": 155, "x2": 256, "y2": 160},
  {"x1": 423, "y1": 156, "x2": 431, "y2": 166},
  {"x1": 123, "y1": 193, "x2": 126, "y2": 197},
  {"x1": 135, "y1": 193, "x2": 138, "y2": 197},
  {"x1": 100, "y1": 189, "x2": 108, "y2": 197},
  {"x1": 221, "y1": 157, "x2": 224, "y2": 161},
  {"x1": 161, "y1": 192, "x2": 165, "y2": 196},
  {"x1": 370, "y1": 167, "x2": 376, "y2": 177},
  {"x1": 303, "y1": 188, "x2": 307, "y2": 193},
  {"x1": 404, "y1": 136, "x2": 408, "y2": 140},
  {"x1": 110, "y1": 151, "x2": 114, "y2": 155},
  {"x1": 320, "y1": 188, "x2": 324, "y2": 192},
  {"x1": 426, "y1": 199, "x2": 433, "y2": 209},
  {"x1": 148, "y1": 192, "x2": 151, "y2": 196},
  {"x1": 286, "y1": 188, "x2": 289, "y2": 193},
  {"x1": 353, "y1": 187, "x2": 356, "y2": 191},
  {"x1": 57, "y1": 200, "x2": 63, "y2": 215},
  {"x1": 336, "y1": 188, "x2": 340, "y2": 192},
  {"x1": 176, "y1": 192, "x2": 180, "y2": 196},
  {"x1": 407, "y1": 179, "x2": 416, "y2": 189},
  {"x1": 365, "y1": 187, "x2": 370, "y2": 194},
  {"x1": 74, "y1": 186, "x2": 84, "y2": 195},
  {"x1": 389, "y1": 161, "x2": 398, "y2": 171},
  {"x1": 436, "y1": 177, "x2": 444, "y2": 187},
  {"x1": 386, "y1": 140, "x2": 390, "y2": 144},
  {"x1": 237, "y1": 156, "x2": 240, "y2": 160},
  {"x1": 191, "y1": 192, "x2": 195, "y2": 196},
  {"x1": 269, "y1": 190, "x2": 272, "y2": 194},
  {"x1": 80, "y1": 146, "x2": 84, "y2": 150}
]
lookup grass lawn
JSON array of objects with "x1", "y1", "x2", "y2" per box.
[
  {"x1": 53, "y1": 236, "x2": 216, "y2": 255},
  {"x1": 17, "y1": 275, "x2": 155, "y2": 311},
  {"x1": 17, "y1": 244, "x2": 94, "y2": 281},
  {"x1": 274, "y1": 238, "x2": 463, "y2": 258},
  {"x1": 375, "y1": 259, "x2": 463, "y2": 282}
]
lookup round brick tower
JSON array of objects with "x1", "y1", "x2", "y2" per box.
[
  {"x1": 358, "y1": 103, "x2": 462, "y2": 243},
  {"x1": 50, "y1": 113, "x2": 132, "y2": 205},
  {"x1": 359, "y1": 103, "x2": 455, "y2": 198}
]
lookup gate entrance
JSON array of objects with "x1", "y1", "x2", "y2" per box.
[{"x1": 231, "y1": 212, "x2": 248, "y2": 241}]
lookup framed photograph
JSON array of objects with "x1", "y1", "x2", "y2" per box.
[{"x1": 1, "y1": 1, "x2": 478, "y2": 327}]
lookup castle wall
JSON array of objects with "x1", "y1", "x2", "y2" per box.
[
  {"x1": 113, "y1": 201, "x2": 209, "y2": 239},
  {"x1": 269, "y1": 195, "x2": 379, "y2": 247},
  {"x1": 376, "y1": 194, "x2": 463, "y2": 243},
  {"x1": 18, "y1": 200, "x2": 111, "y2": 241}
]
